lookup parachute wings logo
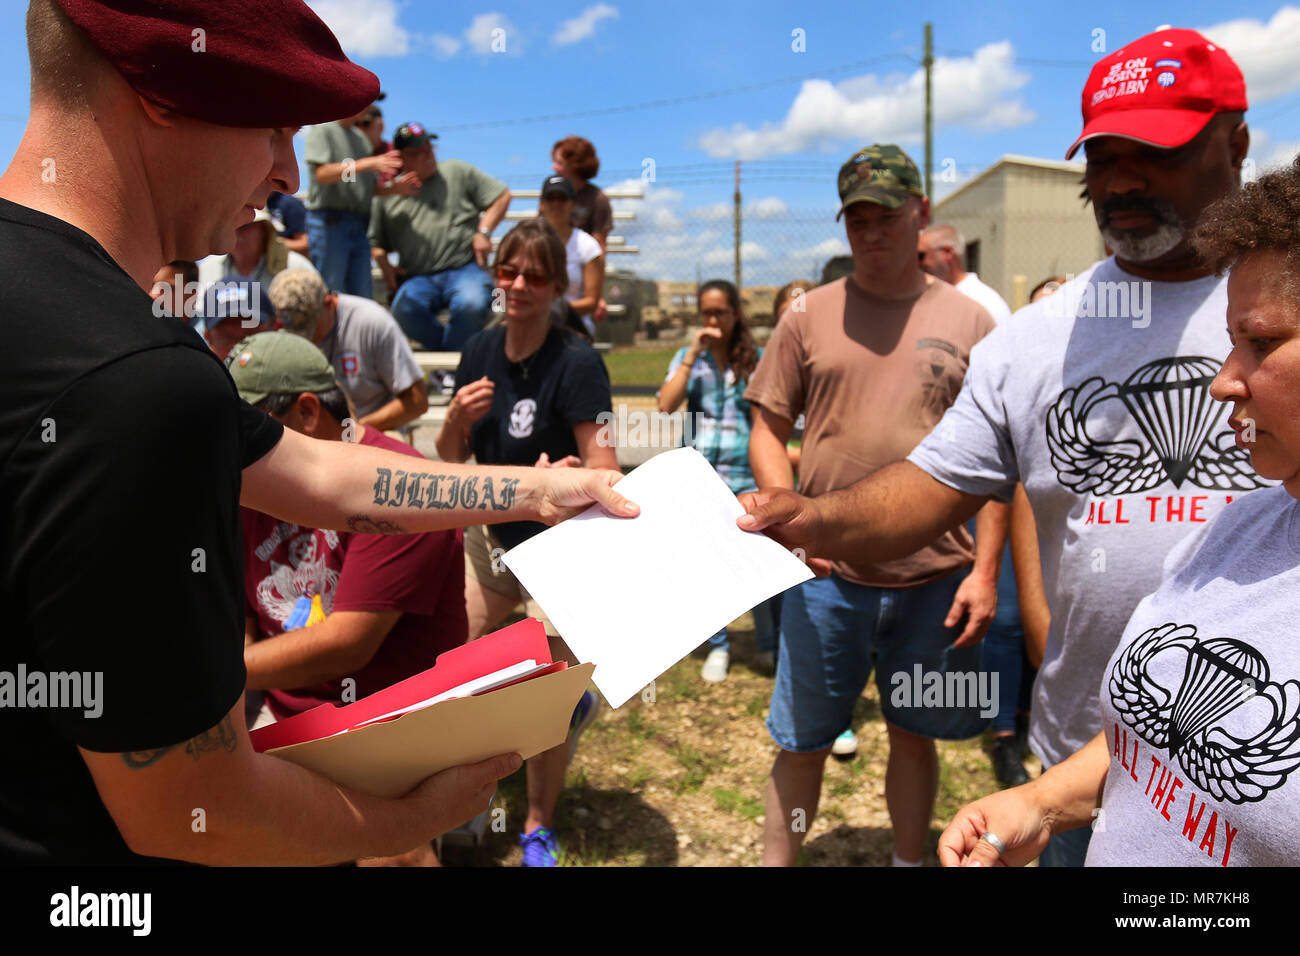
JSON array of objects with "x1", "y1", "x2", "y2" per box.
[
  {"x1": 1109, "y1": 622, "x2": 1300, "y2": 804},
  {"x1": 1046, "y1": 356, "x2": 1266, "y2": 495}
]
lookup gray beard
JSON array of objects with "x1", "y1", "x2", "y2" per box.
[{"x1": 1101, "y1": 221, "x2": 1185, "y2": 263}]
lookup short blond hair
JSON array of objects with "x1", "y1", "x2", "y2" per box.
[{"x1": 26, "y1": 0, "x2": 105, "y2": 109}]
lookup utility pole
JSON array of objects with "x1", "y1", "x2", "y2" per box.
[
  {"x1": 923, "y1": 22, "x2": 934, "y2": 203},
  {"x1": 733, "y1": 160, "x2": 742, "y2": 290}
]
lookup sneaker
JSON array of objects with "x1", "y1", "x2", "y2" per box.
[
  {"x1": 567, "y1": 690, "x2": 601, "y2": 763},
  {"x1": 701, "y1": 647, "x2": 729, "y2": 683},
  {"x1": 831, "y1": 728, "x2": 858, "y2": 757},
  {"x1": 520, "y1": 826, "x2": 559, "y2": 867},
  {"x1": 992, "y1": 735, "x2": 1030, "y2": 787}
]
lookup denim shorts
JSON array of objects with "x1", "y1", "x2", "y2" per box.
[{"x1": 766, "y1": 571, "x2": 993, "y2": 751}]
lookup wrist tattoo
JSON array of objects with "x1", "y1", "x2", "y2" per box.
[{"x1": 369, "y1": 468, "x2": 519, "y2": 519}]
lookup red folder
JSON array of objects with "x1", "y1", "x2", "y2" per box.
[{"x1": 250, "y1": 617, "x2": 563, "y2": 753}]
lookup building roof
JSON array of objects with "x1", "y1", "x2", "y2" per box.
[{"x1": 935, "y1": 155, "x2": 1086, "y2": 211}]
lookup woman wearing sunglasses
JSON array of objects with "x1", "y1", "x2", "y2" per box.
[{"x1": 436, "y1": 217, "x2": 616, "y2": 867}]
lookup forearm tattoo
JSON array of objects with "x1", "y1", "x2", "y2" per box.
[
  {"x1": 121, "y1": 714, "x2": 239, "y2": 769},
  {"x1": 370, "y1": 469, "x2": 520, "y2": 515}
]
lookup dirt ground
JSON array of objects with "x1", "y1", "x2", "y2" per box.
[{"x1": 439, "y1": 615, "x2": 1041, "y2": 867}]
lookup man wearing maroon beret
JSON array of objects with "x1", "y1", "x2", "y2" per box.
[{"x1": 0, "y1": 0, "x2": 637, "y2": 866}]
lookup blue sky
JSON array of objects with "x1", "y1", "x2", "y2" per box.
[{"x1": 2, "y1": 0, "x2": 1299, "y2": 283}]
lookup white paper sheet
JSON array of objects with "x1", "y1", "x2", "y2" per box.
[
  {"x1": 503, "y1": 447, "x2": 813, "y2": 708},
  {"x1": 352, "y1": 659, "x2": 546, "y2": 728}
]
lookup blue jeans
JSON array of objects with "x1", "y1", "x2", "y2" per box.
[
  {"x1": 706, "y1": 594, "x2": 781, "y2": 654},
  {"x1": 306, "y1": 210, "x2": 373, "y2": 297},
  {"x1": 389, "y1": 261, "x2": 493, "y2": 351},
  {"x1": 1040, "y1": 825, "x2": 1092, "y2": 867},
  {"x1": 767, "y1": 571, "x2": 991, "y2": 751}
]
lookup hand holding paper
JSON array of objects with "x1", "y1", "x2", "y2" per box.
[{"x1": 504, "y1": 448, "x2": 813, "y2": 707}]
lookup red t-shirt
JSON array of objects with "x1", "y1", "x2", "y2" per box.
[{"x1": 242, "y1": 427, "x2": 466, "y2": 718}]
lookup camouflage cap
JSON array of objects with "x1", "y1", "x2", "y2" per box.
[
  {"x1": 836, "y1": 144, "x2": 925, "y2": 219},
  {"x1": 268, "y1": 268, "x2": 329, "y2": 336},
  {"x1": 226, "y1": 331, "x2": 338, "y2": 406}
]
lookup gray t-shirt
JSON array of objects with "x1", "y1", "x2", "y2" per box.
[
  {"x1": 317, "y1": 294, "x2": 422, "y2": 418},
  {"x1": 1086, "y1": 484, "x2": 1300, "y2": 866},
  {"x1": 908, "y1": 257, "x2": 1271, "y2": 767},
  {"x1": 369, "y1": 159, "x2": 507, "y2": 276},
  {"x1": 304, "y1": 122, "x2": 377, "y2": 217}
]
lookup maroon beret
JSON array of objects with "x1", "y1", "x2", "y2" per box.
[{"x1": 53, "y1": 0, "x2": 379, "y2": 128}]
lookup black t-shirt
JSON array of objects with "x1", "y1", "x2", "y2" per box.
[
  {"x1": 455, "y1": 325, "x2": 611, "y2": 549},
  {"x1": 0, "y1": 198, "x2": 284, "y2": 864}
]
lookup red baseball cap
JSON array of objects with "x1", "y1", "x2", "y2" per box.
[
  {"x1": 1065, "y1": 27, "x2": 1247, "y2": 160},
  {"x1": 53, "y1": 0, "x2": 379, "y2": 128}
]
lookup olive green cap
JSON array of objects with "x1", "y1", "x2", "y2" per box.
[{"x1": 225, "y1": 330, "x2": 338, "y2": 406}]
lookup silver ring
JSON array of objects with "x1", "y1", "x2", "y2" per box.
[{"x1": 980, "y1": 831, "x2": 1007, "y2": 854}]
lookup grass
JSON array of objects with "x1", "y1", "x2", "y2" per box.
[
  {"x1": 669, "y1": 744, "x2": 725, "y2": 793},
  {"x1": 457, "y1": 630, "x2": 1034, "y2": 867},
  {"x1": 602, "y1": 345, "x2": 681, "y2": 388},
  {"x1": 712, "y1": 787, "x2": 764, "y2": 821}
]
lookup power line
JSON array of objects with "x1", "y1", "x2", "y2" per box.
[{"x1": 438, "y1": 53, "x2": 910, "y2": 130}]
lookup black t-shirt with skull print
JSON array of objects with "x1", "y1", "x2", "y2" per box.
[{"x1": 455, "y1": 325, "x2": 612, "y2": 550}]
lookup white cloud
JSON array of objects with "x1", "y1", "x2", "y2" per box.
[
  {"x1": 746, "y1": 197, "x2": 789, "y2": 219},
  {"x1": 794, "y1": 238, "x2": 848, "y2": 260},
  {"x1": 1246, "y1": 127, "x2": 1300, "y2": 176},
  {"x1": 1201, "y1": 6, "x2": 1300, "y2": 104},
  {"x1": 553, "y1": 3, "x2": 619, "y2": 46},
  {"x1": 465, "y1": 12, "x2": 520, "y2": 56},
  {"x1": 703, "y1": 242, "x2": 767, "y2": 266},
  {"x1": 607, "y1": 181, "x2": 842, "y2": 284},
  {"x1": 608, "y1": 179, "x2": 684, "y2": 230},
  {"x1": 697, "y1": 41, "x2": 1034, "y2": 159},
  {"x1": 688, "y1": 202, "x2": 731, "y2": 220},
  {"x1": 429, "y1": 33, "x2": 461, "y2": 59},
  {"x1": 308, "y1": 0, "x2": 411, "y2": 57}
]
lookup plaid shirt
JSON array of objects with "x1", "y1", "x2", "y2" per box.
[{"x1": 662, "y1": 346, "x2": 760, "y2": 495}]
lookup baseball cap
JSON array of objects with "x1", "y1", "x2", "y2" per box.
[
  {"x1": 1065, "y1": 27, "x2": 1247, "y2": 160},
  {"x1": 393, "y1": 122, "x2": 437, "y2": 150},
  {"x1": 53, "y1": 0, "x2": 379, "y2": 128},
  {"x1": 540, "y1": 175, "x2": 575, "y2": 199},
  {"x1": 201, "y1": 280, "x2": 274, "y2": 332},
  {"x1": 836, "y1": 145, "x2": 925, "y2": 219},
  {"x1": 268, "y1": 269, "x2": 328, "y2": 335},
  {"x1": 226, "y1": 331, "x2": 338, "y2": 406}
]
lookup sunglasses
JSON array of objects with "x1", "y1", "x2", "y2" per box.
[{"x1": 495, "y1": 265, "x2": 552, "y2": 288}]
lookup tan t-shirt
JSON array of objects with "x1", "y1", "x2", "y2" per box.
[{"x1": 746, "y1": 274, "x2": 995, "y2": 587}]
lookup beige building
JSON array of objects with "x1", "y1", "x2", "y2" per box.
[{"x1": 933, "y1": 155, "x2": 1106, "y2": 309}]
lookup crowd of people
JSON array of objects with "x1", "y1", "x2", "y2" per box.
[{"x1": 2, "y1": 0, "x2": 1297, "y2": 872}]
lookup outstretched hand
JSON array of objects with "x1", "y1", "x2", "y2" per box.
[
  {"x1": 533, "y1": 467, "x2": 639, "y2": 524},
  {"x1": 736, "y1": 488, "x2": 832, "y2": 577}
]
